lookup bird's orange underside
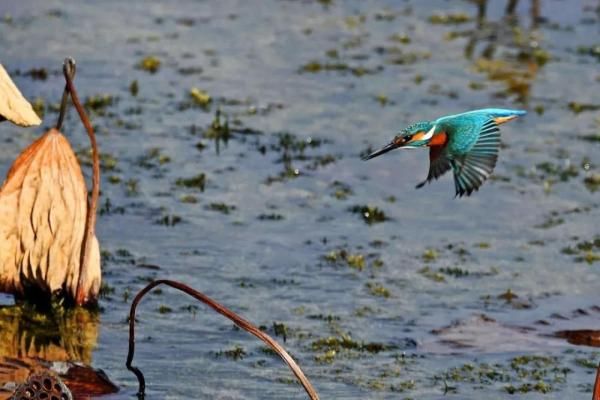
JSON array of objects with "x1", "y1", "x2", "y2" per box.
[{"x1": 429, "y1": 131, "x2": 447, "y2": 146}]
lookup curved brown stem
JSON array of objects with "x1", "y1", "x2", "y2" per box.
[
  {"x1": 61, "y1": 58, "x2": 101, "y2": 305},
  {"x1": 126, "y1": 279, "x2": 320, "y2": 400},
  {"x1": 55, "y1": 62, "x2": 76, "y2": 130}
]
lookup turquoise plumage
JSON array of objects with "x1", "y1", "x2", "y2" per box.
[{"x1": 363, "y1": 108, "x2": 526, "y2": 197}]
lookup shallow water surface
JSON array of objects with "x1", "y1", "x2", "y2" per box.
[{"x1": 0, "y1": 0, "x2": 599, "y2": 398}]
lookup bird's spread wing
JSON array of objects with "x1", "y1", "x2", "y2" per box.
[
  {"x1": 451, "y1": 119, "x2": 500, "y2": 197},
  {"x1": 416, "y1": 138, "x2": 451, "y2": 189}
]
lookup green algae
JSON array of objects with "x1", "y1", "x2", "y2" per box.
[
  {"x1": 215, "y1": 345, "x2": 246, "y2": 360},
  {"x1": 299, "y1": 60, "x2": 378, "y2": 76},
  {"x1": 137, "y1": 55, "x2": 161, "y2": 73},
  {"x1": 421, "y1": 248, "x2": 438, "y2": 262},
  {"x1": 155, "y1": 214, "x2": 182, "y2": 226},
  {"x1": 330, "y1": 181, "x2": 353, "y2": 200},
  {"x1": 568, "y1": 102, "x2": 600, "y2": 114},
  {"x1": 584, "y1": 173, "x2": 600, "y2": 192},
  {"x1": 137, "y1": 148, "x2": 171, "y2": 169},
  {"x1": 30, "y1": 97, "x2": 46, "y2": 118},
  {"x1": 206, "y1": 202, "x2": 236, "y2": 214},
  {"x1": 129, "y1": 80, "x2": 139, "y2": 96},
  {"x1": 125, "y1": 178, "x2": 139, "y2": 196},
  {"x1": 419, "y1": 267, "x2": 446, "y2": 282},
  {"x1": 366, "y1": 282, "x2": 391, "y2": 298},
  {"x1": 311, "y1": 334, "x2": 396, "y2": 363},
  {"x1": 439, "y1": 355, "x2": 568, "y2": 395},
  {"x1": 562, "y1": 237, "x2": 600, "y2": 264},
  {"x1": 428, "y1": 12, "x2": 472, "y2": 24},
  {"x1": 257, "y1": 213, "x2": 284, "y2": 221},
  {"x1": 84, "y1": 94, "x2": 115, "y2": 115},
  {"x1": 157, "y1": 305, "x2": 172, "y2": 314},
  {"x1": 189, "y1": 87, "x2": 212, "y2": 108},
  {"x1": 349, "y1": 205, "x2": 387, "y2": 225},
  {"x1": 323, "y1": 249, "x2": 366, "y2": 270},
  {"x1": 175, "y1": 173, "x2": 206, "y2": 191}
]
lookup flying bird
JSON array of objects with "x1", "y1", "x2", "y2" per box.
[{"x1": 362, "y1": 108, "x2": 526, "y2": 197}]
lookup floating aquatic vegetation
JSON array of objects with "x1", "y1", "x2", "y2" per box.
[
  {"x1": 428, "y1": 12, "x2": 472, "y2": 25},
  {"x1": 584, "y1": 173, "x2": 600, "y2": 192},
  {"x1": 373, "y1": 93, "x2": 389, "y2": 106},
  {"x1": 206, "y1": 202, "x2": 236, "y2": 214},
  {"x1": 579, "y1": 133, "x2": 600, "y2": 142},
  {"x1": 189, "y1": 87, "x2": 212, "y2": 108},
  {"x1": 568, "y1": 102, "x2": 600, "y2": 114},
  {"x1": 330, "y1": 181, "x2": 353, "y2": 200},
  {"x1": 365, "y1": 282, "x2": 390, "y2": 298},
  {"x1": 30, "y1": 97, "x2": 46, "y2": 119},
  {"x1": 349, "y1": 205, "x2": 387, "y2": 225},
  {"x1": 299, "y1": 60, "x2": 379, "y2": 76},
  {"x1": 137, "y1": 56, "x2": 161, "y2": 73},
  {"x1": 157, "y1": 305, "x2": 172, "y2": 314},
  {"x1": 257, "y1": 213, "x2": 284, "y2": 221},
  {"x1": 534, "y1": 215, "x2": 564, "y2": 229},
  {"x1": 77, "y1": 148, "x2": 118, "y2": 171},
  {"x1": 561, "y1": 237, "x2": 600, "y2": 264},
  {"x1": 180, "y1": 195, "x2": 197, "y2": 204},
  {"x1": 18, "y1": 67, "x2": 48, "y2": 81},
  {"x1": 177, "y1": 66, "x2": 203, "y2": 75},
  {"x1": 577, "y1": 45, "x2": 600, "y2": 61},
  {"x1": 136, "y1": 148, "x2": 171, "y2": 169},
  {"x1": 129, "y1": 80, "x2": 138, "y2": 96},
  {"x1": 124, "y1": 178, "x2": 139, "y2": 196},
  {"x1": 154, "y1": 214, "x2": 182, "y2": 226},
  {"x1": 175, "y1": 173, "x2": 206, "y2": 191},
  {"x1": 422, "y1": 248, "x2": 439, "y2": 262},
  {"x1": 84, "y1": 94, "x2": 115, "y2": 115},
  {"x1": 203, "y1": 109, "x2": 230, "y2": 153},
  {"x1": 215, "y1": 345, "x2": 247, "y2": 360},
  {"x1": 437, "y1": 354, "x2": 564, "y2": 395},
  {"x1": 419, "y1": 266, "x2": 446, "y2": 282},
  {"x1": 388, "y1": 33, "x2": 411, "y2": 44},
  {"x1": 264, "y1": 132, "x2": 332, "y2": 184},
  {"x1": 323, "y1": 249, "x2": 366, "y2": 270}
]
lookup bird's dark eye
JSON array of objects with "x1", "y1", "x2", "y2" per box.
[{"x1": 404, "y1": 135, "x2": 413, "y2": 142}]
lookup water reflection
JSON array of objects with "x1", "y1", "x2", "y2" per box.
[
  {"x1": 459, "y1": 0, "x2": 548, "y2": 102},
  {"x1": 0, "y1": 306, "x2": 103, "y2": 399}
]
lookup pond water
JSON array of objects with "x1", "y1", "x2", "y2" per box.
[{"x1": 0, "y1": 0, "x2": 599, "y2": 398}]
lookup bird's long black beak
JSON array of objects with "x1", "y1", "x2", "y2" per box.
[{"x1": 362, "y1": 141, "x2": 399, "y2": 161}]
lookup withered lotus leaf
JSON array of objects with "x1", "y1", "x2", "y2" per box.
[
  {"x1": 0, "y1": 128, "x2": 100, "y2": 302},
  {"x1": 0, "y1": 64, "x2": 41, "y2": 127}
]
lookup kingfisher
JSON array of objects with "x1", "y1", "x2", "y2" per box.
[{"x1": 362, "y1": 108, "x2": 526, "y2": 197}]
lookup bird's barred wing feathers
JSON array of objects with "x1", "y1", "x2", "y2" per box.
[
  {"x1": 415, "y1": 143, "x2": 451, "y2": 189},
  {"x1": 451, "y1": 119, "x2": 500, "y2": 197}
]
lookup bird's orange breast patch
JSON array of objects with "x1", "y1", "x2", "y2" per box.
[{"x1": 428, "y1": 132, "x2": 447, "y2": 146}]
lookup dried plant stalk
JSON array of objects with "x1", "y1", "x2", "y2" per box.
[
  {"x1": 0, "y1": 128, "x2": 100, "y2": 300},
  {"x1": 0, "y1": 64, "x2": 41, "y2": 126},
  {"x1": 127, "y1": 279, "x2": 320, "y2": 400}
]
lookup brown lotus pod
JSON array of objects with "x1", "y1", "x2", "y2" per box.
[
  {"x1": 0, "y1": 128, "x2": 100, "y2": 303},
  {"x1": 9, "y1": 372, "x2": 72, "y2": 400},
  {"x1": 0, "y1": 64, "x2": 41, "y2": 127}
]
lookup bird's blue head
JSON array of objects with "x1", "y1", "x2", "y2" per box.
[{"x1": 363, "y1": 121, "x2": 435, "y2": 160}]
